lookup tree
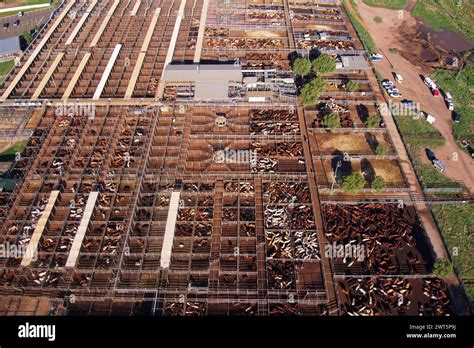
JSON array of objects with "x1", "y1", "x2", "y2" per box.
[
  {"x1": 365, "y1": 114, "x2": 381, "y2": 128},
  {"x1": 299, "y1": 77, "x2": 325, "y2": 105},
  {"x1": 373, "y1": 16, "x2": 382, "y2": 23},
  {"x1": 341, "y1": 173, "x2": 366, "y2": 193},
  {"x1": 22, "y1": 31, "x2": 32, "y2": 44},
  {"x1": 323, "y1": 113, "x2": 341, "y2": 130},
  {"x1": 432, "y1": 259, "x2": 453, "y2": 279},
  {"x1": 292, "y1": 57, "x2": 311, "y2": 76},
  {"x1": 346, "y1": 80, "x2": 359, "y2": 92},
  {"x1": 312, "y1": 54, "x2": 336, "y2": 74},
  {"x1": 371, "y1": 176, "x2": 386, "y2": 191},
  {"x1": 375, "y1": 144, "x2": 388, "y2": 156},
  {"x1": 456, "y1": 51, "x2": 472, "y2": 80}
]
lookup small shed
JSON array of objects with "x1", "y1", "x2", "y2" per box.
[{"x1": 0, "y1": 36, "x2": 21, "y2": 58}]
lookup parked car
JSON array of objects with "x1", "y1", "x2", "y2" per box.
[
  {"x1": 382, "y1": 80, "x2": 394, "y2": 88},
  {"x1": 444, "y1": 92, "x2": 454, "y2": 110},
  {"x1": 467, "y1": 145, "x2": 474, "y2": 158},
  {"x1": 426, "y1": 114, "x2": 436, "y2": 124},
  {"x1": 425, "y1": 149, "x2": 437, "y2": 162},
  {"x1": 401, "y1": 100, "x2": 416, "y2": 107},
  {"x1": 3, "y1": 23, "x2": 9, "y2": 29},
  {"x1": 13, "y1": 20, "x2": 20, "y2": 27},
  {"x1": 394, "y1": 73, "x2": 404, "y2": 83},
  {"x1": 461, "y1": 140, "x2": 470, "y2": 148},
  {"x1": 371, "y1": 53, "x2": 384, "y2": 61},
  {"x1": 390, "y1": 92, "x2": 402, "y2": 98},
  {"x1": 423, "y1": 77, "x2": 437, "y2": 89},
  {"x1": 18, "y1": 11, "x2": 24, "y2": 17},
  {"x1": 433, "y1": 159, "x2": 445, "y2": 172},
  {"x1": 431, "y1": 88, "x2": 440, "y2": 97},
  {"x1": 452, "y1": 112, "x2": 461, "y2": 123}
]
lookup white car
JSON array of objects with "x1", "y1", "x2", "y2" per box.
[
  {"x1": 395, "y1": 73, "x2": 404, "y2": 83},
  {"x1": 371, "y1": 53, "x2": 384, "y2": 61},
  {"x1": 382, "y1": 80, "x2": 394, "y2": 88},
  {"x1": 426, "y1": 114, "x2": 436, "y2": 124}
]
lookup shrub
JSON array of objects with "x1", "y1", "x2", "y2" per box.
[
  {"x1": 375, "y1": 144, "x2": 388, "y2": 155},
  {"x1": 365, "y1": 114, "x2": 381, "y2": 128},
  {"x1": 371, "y1": 176, "x2": 386, "y2": 191},
  {"x1": 299, "y1": 77, "x2": 325, "y2": 105},
  {"x1": 373, "y1": 16, "x2": 383, "y2": 23},
  {"x1": 323, "y1": 113, "x2": 341, "y2": 130},
  {"x1": 342, "y1": 173, "x2": 366, "y2": 193},
  {"x1": 346, "y1": 80, "x2": 359, "y2": 92},
  {"x1": 292, "y1": 57, "x2": 312, "y2": 76},
  {"x1": 312, "y1": 54, "x2": 336, "y2": 74},
  {"x1": 432, "y1": 259, "x2": 454, "y2": 279}
]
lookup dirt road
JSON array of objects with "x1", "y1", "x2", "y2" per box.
[{"x1": 354, "y1": 0, "x2": 474, "y2": 193}]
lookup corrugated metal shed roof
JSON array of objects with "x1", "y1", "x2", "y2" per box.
[
  {"x1": 0, "y1": 36, "x2": 21, "y2": 56},
  {"x1": 162, "y1": 64, "x2": 242, "y2": 82},
  {"x1": 340, "y1": 55, "x2": 368, "y2": 70},
  {"x1": 194, "y1": 81, "x2": 229, "y2": 100}
]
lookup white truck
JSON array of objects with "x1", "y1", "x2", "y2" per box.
[
  {"x1": 417, "y1": 111, "x2": 436, "y2": 124},
  {"x1": 423, "y1": 77, "x2": 437, "y2": 89},
  {"x1": 444, "y1": 91, "x2": 455, "y2": 110},
  {"x1": 423, "y1": 76, "x2": 440, "y2": 97}
]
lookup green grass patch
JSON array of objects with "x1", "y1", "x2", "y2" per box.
[
  {"x1": 373, "y1": 16, "x2": 383, "y2": 23},
  {"x1": 394, "y1": 115, "x2": 445, "y2": 140},
  {"x1": 343, "y1": 0, "x2": 377, "y2": 54},
  {"x1": 432, "y1": 203, "x2": 474, "y2": 299},
  {"x1": 363, "y1": 0, "x2": 409, "y2": 10},
  {"x1": 0, "y1": 60, "x2": 14, "y2": 84},
  {"x1": 0, "y1": 7, "x2": 39, "y2": 17},
  {"x1": 2, "y1": 0, "x2": 50, "y2": 6},
  {"x1": 434, "y1": 61, "x2": 474, "y2": 142},
  {"x1": 374, "y1": 69, "x2": 382, "y2": 81},
  {"x1": 404, "y1": 142, "x2": 462, "y2": 189},
  {"x1": 0, "y1": 60, "x2": 14, "y2": 75},
  {"x1": 465, "y1": 284, "x2": 474, "y2": 301},
  {"x1": 393, "y1": 114, "x2": 462, "y2": 189},
  {"x1": 0, "y1": 140, "x2": 27, "y2": 162},
  {"x1": 412, "y1": 0, "x2": 474, "y2": 42},
  {"x1": 0, "y1": 0, "x2": 51, "y2": 16},
  {"x1": 415, "y1": 160, "x2": 462, "y2": 188}
]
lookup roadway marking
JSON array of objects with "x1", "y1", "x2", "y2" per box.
[
  {"x1": 62, "y1": 52, "x2": 91, "y2": 100},
  {"x1": 125, "y1": 7, "x2": 161, "y2": 99},
  {"x1": 0, "y1": 0, "x2": 75, "y2": 102},
  {"x1": 31, "y1": 52, "x2": 65, "y2": 100},
  {"x1": 21, "y1": 191, "x2": 60, "y2": 267},
  {"x1": 193, "y1": 0, "x2": 209, "y2": 63},
  {"x1": 65, "y1": 0, "x2": 98, "y2": 46},
  {"x1": 66, "y1": 192, "x2": 99, "y2": 268},
  {"x1": 93, "y1": 44, "x2": 122, "y2": 100},
  {"x1": 89, "y1": 0, "x2": 120, "y2": 48},
  {"x1": 160, "y1": 192, "x2": 180, "y2": 269}
]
